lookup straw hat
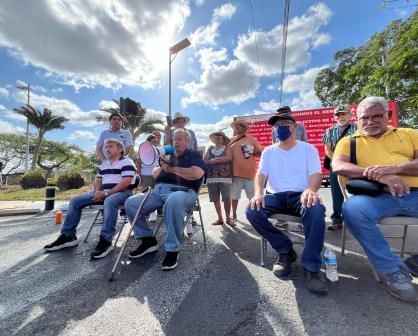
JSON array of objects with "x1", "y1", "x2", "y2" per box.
[
  {"x1": 230, "y1": 119, "x2": 249, "y2": 130},
  {"x1": 173, "y1": 112, "x2": 190, "y2": 124},
  {"x1": 209, "y1": 131, "x2": 230, "y2": 144}
]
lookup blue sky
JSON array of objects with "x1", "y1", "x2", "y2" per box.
[{"x1": 0, "y1": 0, "x2": 415, "y2": 151}]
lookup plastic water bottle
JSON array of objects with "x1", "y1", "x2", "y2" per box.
[{"x1": 324, "y1": 248, "x2": 339, "y2": 282}]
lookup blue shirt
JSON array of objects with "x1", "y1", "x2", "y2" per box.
[
  {"x1": 156, "y1": 149, "x2": 205, "y2": 193},
  {"x1": 97, "y1": 128, "x2": 133, "y2": 156}
]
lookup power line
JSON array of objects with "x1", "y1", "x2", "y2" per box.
[
  {"x1": 278, "y1": 0, "x2": 290, "y2": 105},
  {"x1": 249, "y1": 0, "x2": 265, "y2": 100},
  {"x1": 309, "y1": 0, "x2": 322, "y2": 49}
]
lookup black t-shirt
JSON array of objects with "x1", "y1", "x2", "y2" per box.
[{"x1": 156, "y1": 149, "x2": 205, "y2": 193}]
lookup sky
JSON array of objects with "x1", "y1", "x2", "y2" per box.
[{"x1": 0, "y1": 0, "x2": 415, "y2": 151}]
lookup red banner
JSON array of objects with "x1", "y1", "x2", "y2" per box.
[{"x1": 239, "y1": 102, "x2": 399, "y2": 174}]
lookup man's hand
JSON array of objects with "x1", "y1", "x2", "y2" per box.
[
  {"x1": 248, "y1": 194, "x2": 265, "y2": 211},
  {"x1": 93, "y1": 191, "x2": 106, "y2": 202},
  {"x1": 377, "y1": 174, "x2": 410, "y2": 197},
  {"x1": 364, "y1": 165, "x2": 400, "y2": 180},
  {"x1": 160, "y1": 160, "x2": 172, "y2": 173},
  {"x1": 301, "y1": 189, "x2": 322, "y2": 208}
]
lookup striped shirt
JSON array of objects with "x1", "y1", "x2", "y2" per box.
[
  {"x1": 322, "y1": 123, "x2": 358, "y2": 151},
  {"x1": 97, "y1": 156, "x2": 136, "y2": 191}
]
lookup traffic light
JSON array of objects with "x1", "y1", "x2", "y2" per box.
[{"x1": 119, "y1": 97, "x2": 139, "y2": 115}]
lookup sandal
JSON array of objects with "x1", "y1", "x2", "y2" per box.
[
  {"x1": 226, "y1": 218, "x2": 236, "y2": 227},
  {"x1": 211, "y1": 219, "x2": 224, "y2": 225}
]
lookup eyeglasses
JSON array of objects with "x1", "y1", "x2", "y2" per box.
[{"x1": 358, "y1": 113, "x2": 386, "y2": 123}]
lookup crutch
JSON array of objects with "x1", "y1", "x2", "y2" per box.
[{"x1": 107, "y1": 187, "x2": 152, "y2": 281}]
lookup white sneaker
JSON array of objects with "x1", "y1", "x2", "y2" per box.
[
  {"x1": 149, "y1": 210, "x2": 158, "y2": 222},
  {"x1": 186, "y1": 221, "x2": 193, "y2": 235}
]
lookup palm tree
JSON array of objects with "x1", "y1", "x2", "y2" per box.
[
  {"x1": 97, "y1": 99, "x2": 165, "y2": 157},
  {"x1": 13, "y1": 106, "x2": 68, "y2": 171}
]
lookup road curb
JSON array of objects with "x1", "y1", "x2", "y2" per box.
[{"x1": 0, "y1": 208, "x2": 41, "y2": 216}]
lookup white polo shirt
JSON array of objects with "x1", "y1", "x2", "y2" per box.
[
  {"x1": 258, "y1": 141, "x2": 321, "y2": 193},
  {"x1": 97, "y1": 156, "x2": 136, "y2": 191}
]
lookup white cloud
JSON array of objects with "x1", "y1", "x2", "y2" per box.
[
  {"x1": 2, "y1": 110, "x2": 27, "y2": 121},
  {"x1": 99, "y1": 100, "x2": 118, "y2": 110},
  {"x1": 0, "y1": 1, "x2": 190, "y2": 90},
  {"x1": 68, "y1": 130, "x2": 96, "y2": 140},
  {"x1": 190, "y1": 115, "x2": 236, "y2": 147},
  {"x1": 234, "y1": 2, "x2": 332, "y2": 76},
  {"x1": 180, "y1": 56, "x2": 259, "y2": 107},
  {"x1": 189, "y1": 3, "x2": 237, "y2": 47},
  {"x1": 0, "y1": 119, "x2": 25, "y2": 133},
  {"x1": 195, "y1": 0, "x2": 205, "y2": 6},
  {"x1": 0, "y1": 104, "x2": 5, "y2": 110},
  {"x1": 290, "y1": 89, "x2": 322, "y2": 110},
  {"x1": 0, "y1": 87, "x2": 8, "y2": 97},
  {"x1": 259, "y1": 99, "x2": 281, "y2": 112},
  {"x1": 14, "y1": 91, "x2": 101, "y2": 126},
  {"x1": 283, "y1": 66, "x2": 326, "y2": 93}
]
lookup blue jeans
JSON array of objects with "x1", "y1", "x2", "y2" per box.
[
  {"x1": 343, "y1": 190, "x2": 418, "y2": 274},
  {"x1": 124, "y1": 183, "x2": 197, "y2": 252},
  {"x1": 61, "y1": 190, "x2": 132, "y2": 242},
  {"x1": 246, "y1": 192, "x2": 326, "y2": 272}
]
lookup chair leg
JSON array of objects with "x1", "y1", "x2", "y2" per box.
[
  {"x1": 341, "y1": 222, "x2": 347, "y2": 256},
  {"x1": 260, "y1": 237, "x2": 265, "y2": 266},
  {"x1": 153, "y1": 216, "x2": 164, "y2": 238},
  {"x1": 84, "y1": 210, "x2": 102, "y2": 243},
  {"x1": 369, "y1": 262, "x2": 381, "y2": 283},
  {"x1": 197, "y1": 204, "x2": 207, "y2": 245},
  {"x1": 400, "y1": 225, "x2": 408, "y2": 258},
  {"x1": 114, "y1": 216, "x2": 127, "y2": 246}
]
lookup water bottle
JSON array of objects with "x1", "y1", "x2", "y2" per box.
[{"x1": 324, "y1": 248, "x2": 339, "y2": 282}]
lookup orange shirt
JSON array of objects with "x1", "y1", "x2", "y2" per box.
[{"x1": 229, "y1": 134, "x2": 262, "y2": 180}]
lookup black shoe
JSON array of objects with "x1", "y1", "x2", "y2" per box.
[
  {"x1": 129, "y1": 237, "x2": 158, "y2": 259},
  {"x1": 90, "y1": 236, "x2": 114, "y2": 259},
  {"x1": 272, "y1": 248, "x2": 297, "y2": 277},
  {"x1": 304, "y1": 269, "x2": 329, "y2": 296},
  {"x1": 404, "y1": 255, "x2": 418, "y2": 277},
  {"x1": 162, "y1": 251, "x2": 179, "y2": 271},
  {"x1": 44, "y1": 234, "x2": 79, "y2": 251},
  {"x1": 328, "y1": 223, "x2": 343, "y2": 231}
]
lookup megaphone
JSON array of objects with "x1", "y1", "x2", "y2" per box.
[{"x1": 138, "y1": 142, "x2": 175, "y2": 166}]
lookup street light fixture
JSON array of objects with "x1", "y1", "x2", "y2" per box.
[
  {"x1": 15, "y1": 84, "x2": 31, "y2": 173},
  {"x1": 168, "y1": 38, "x2": 191, "y2": 122}
]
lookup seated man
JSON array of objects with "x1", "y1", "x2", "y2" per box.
[
  {"x1": 333, "y1": 96, "x2": 418, "y2": 302},
  {"x1": 125, "y1": 128, "x2": 205, "y2": 271},
  {"x1": 246, "y1": 113, "x2": 328, "y2": 296},
  {"x1": 44, "y1": 139, "x2": 136, "y2": 259}
]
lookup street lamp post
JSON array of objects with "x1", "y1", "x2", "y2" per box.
[
  {"x1": 168, "y1": 38, "x2": 191, "y2": 121},
  {"x1": 15, "y1": 84, "x2": 31, "y2": 173}
]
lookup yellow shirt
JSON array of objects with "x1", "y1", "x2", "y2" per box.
[{"x1": 334, "y1": 127, "x2": 418, "y2": 187}]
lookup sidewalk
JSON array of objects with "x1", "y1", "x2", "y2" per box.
[{"x1": 0, "y1": 201, "x2": 69, "y2": 216}]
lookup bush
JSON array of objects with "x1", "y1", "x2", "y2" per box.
[
  {"x1": 47, "y1": 177, "x2": 58, "y2": 186},
  {"x1": 57, "y1": 170, "x2": 85, "y2": 190},
  {"x1": 20, "y1": 169, "x2": 47, "y2": 189}
]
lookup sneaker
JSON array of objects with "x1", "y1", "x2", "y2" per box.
[
  {"x1": 304, "y1": 269, "x2": 329, "y2": 296},
  {"x1": 404, "y1": 255, "x2": 418, "y2": 277},
  {"x1": 162, "y1": 251, "x2": 179, "y2": 271},
  {"x1": 129, "y1": 237, "x2": 158, "y2": 259},
  {"x1": 44, "y1": 234, "x2": 79, "y2": 251},
  {"x1": 274, "y1": 220, "x2": 288, "y2": 229},
  {"x1": 272, "y1": 248, "x2": 297, "y2": 277},
  {"x1": 90, "y1": 236, "x2": 114, "y2": 259},
  {"x1": 379, "y1": 268, "x2": 417, "y2": 302},
  {"x1": 149, "y1": 210, "x2": 158, "y2": 222}
]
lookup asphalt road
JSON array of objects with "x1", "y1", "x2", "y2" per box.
[{"x1": 1, "y1": 188, "x2": 418, "y2": 336}]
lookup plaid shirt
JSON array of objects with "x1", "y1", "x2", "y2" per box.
[{"x1": 322, "y1": 123, "x2": 358, "y2": 151}]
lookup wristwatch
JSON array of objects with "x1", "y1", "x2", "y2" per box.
[{"x1": 104, "y1": 191, "x2": 109, "y2": 197}]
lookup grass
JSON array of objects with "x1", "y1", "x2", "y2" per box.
[
  {"x1": 0, "y1": 184, "x2": 208, "y2": 202},
  {"x1": 0, "y1": 185, "x2": 92, "y2": 202}
]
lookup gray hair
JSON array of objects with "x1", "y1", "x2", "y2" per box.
[
  {"x1": 173, "y1": 128, "x2": 191, "y2": 142},
  {"x1": 105, "y1": 138, "x2": 124, "y2": 154},
  {"x1": 357, "y1": 96, "x2": 389, "y2": 116}
]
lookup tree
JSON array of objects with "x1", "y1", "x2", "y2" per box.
[
  {"x1": 97, "y1": 99, "x2": 164, "y2": 156},
  {"x1": 0, "y1": 133, "x2": 31, "y2": 175},
  {"x1": 314, "y1": 10, "x2": 418, "y2": 127},
  {"x1": 13, "y1": 106, "x2": 69, "y2": 170}
]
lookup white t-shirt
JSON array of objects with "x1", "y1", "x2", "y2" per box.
[{"x1": 258, "y1": 141, "x2": 321, "y2": 193}]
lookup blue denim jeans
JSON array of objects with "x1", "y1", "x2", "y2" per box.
[
  {"x1": 343, "y1": 190, "x2": 418, "y2": 274},
  {"x1": 246, "y1": 191, "x2": 326, "y2": 272},
  {"x1": 124, "y1": 183, "x2": 197, "y2": 252},
  {"x1": 61, "y1": 190, "x2": 132, "y2": 242}
]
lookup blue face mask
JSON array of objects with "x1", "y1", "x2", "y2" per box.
[{"x1": 275, "y1": 125, "x2": 292, "y2": 142}]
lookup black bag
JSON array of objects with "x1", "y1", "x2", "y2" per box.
[
  {"x1": 346, "y1": 136, "x2": 385, "y2": 197},
  {"x1": 323, "y1": 125, "x2": 351, "y2": 171}
]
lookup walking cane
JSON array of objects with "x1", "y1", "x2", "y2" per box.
[{"x1": 108, "y1": 187, "x2": 152, "y2": 281}]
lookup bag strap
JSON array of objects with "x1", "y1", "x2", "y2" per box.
[
  {"x1": 349, "y1": 136, "x2": 357, "y2": 165},
  {"x1": 335, "y1": 124, "x2": 351, "y2": 146},
  {"x1": 228, "y1": 134, "x2": 245, "y2": 147}
]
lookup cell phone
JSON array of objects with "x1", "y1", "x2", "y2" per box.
[{"x1": 166, "y1": 115, "x2": 173, "y2": 127}]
